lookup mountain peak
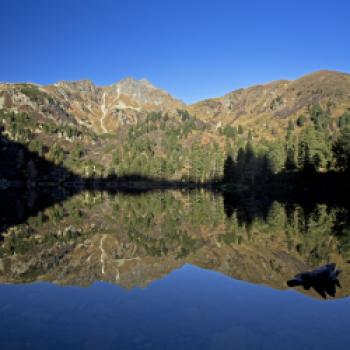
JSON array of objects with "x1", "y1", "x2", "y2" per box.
[
  {"x1": 55, "y1": 79, "x2": 96, "y2": 92},
  {"x1": 296, "y1": 69, "x2": 350, "y2": 82},
  {"x1": 106, "y1": 77, "x2": 177, "y2": 103},
  {"x1": 112, "y1": 77, "x2": 156, "y2": 89}
]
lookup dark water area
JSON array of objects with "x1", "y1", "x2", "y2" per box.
[{"x1": 1, "y1": 189, "x2": 350, "y2": 349}]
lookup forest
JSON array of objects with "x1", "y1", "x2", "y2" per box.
[{"x1": 1, "y1": 104, "x2": 350, "y2": 189}]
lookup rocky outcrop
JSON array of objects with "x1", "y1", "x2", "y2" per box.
[{"x1": 0, "y1": 77, "x2": 185, "y2": 133}]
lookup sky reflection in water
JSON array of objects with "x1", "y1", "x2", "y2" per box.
[{"x1": 1, "y1": 265, "x2": 350, "y2": 350}]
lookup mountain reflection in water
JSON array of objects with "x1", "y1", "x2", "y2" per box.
[
  {"x1": 1, "y1": 189, "x2": 350, "y2": 299},
  {"x1": 1, "y1": 189, "x2": 350, "y2": 350}
]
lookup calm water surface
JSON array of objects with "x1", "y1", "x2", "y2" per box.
[{"x1": 0, "y1": 190, "x2": 350, "y2": 349}]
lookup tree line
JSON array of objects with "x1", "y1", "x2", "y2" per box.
[{"x1": 223, "y1": 106, "x2": 350, "y2": 186}]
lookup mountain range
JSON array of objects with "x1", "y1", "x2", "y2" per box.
[
  {"x1": 1, "y1": 69, "x2": 350, "y2": 182},
  {"x1": 1, "y1": 70, "x2": 349, "y2": 134}
]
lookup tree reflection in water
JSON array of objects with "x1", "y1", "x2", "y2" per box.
[{"x1": 1, "y1": 188, "x2": 350, "y2": 299}]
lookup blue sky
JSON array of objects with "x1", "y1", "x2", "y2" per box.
[{"x1": 1, "y1": 0, "x2": 349, "y2": 103}]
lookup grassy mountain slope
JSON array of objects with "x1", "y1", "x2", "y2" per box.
[{"x1": 189, "y1": 70, "x2": 350, "y2": 138}]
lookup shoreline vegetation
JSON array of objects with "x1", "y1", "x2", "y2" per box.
[
  {"x1": 1, "y1": 171, "x2": 349, "y2": 202},
  {"x1": 1, "y1": 123, "x2": 349, "y2": 200}
]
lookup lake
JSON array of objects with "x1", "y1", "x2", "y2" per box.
[{"x1": 1, "y1": 189, "x2": 350, "y2": 349}]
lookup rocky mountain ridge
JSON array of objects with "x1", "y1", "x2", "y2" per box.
[
  {"x1": 1, "y1": 70, "x2": 349, "y2": 135},
  {"x1": 189, "y1": 70, "x2": 350, "y2": 134},
  {"x1": 0, "y1": 77, "x2": 185, "y2": 133}
]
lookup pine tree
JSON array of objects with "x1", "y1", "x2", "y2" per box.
[
  {"x1": 302, "y1": 143, "x2": 316, "y2": 176},
  {"x1": 223, "y1": 155, "x2": 236, "y2": 183},
  {"x1": 333, "y1": 126, "x2": 350, "y2": 172},
  {"x1": 285, "y1": 147, "x2": 297, "y2": 170}
]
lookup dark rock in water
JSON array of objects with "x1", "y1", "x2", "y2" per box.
[{"x1": 287, "y1": 263, "x2": 342, "y2": 299}]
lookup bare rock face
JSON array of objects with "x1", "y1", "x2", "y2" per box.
[
  {"x1": 108, "y1": 77, "x2": 178, "y2": 106},
  {"x1": 99, "y1": 78, "x2": 185, "y2": 132}
]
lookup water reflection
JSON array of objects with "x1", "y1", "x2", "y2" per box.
[{"x1": 1, "y1": 190, "x2": 350, "y2": 299}]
